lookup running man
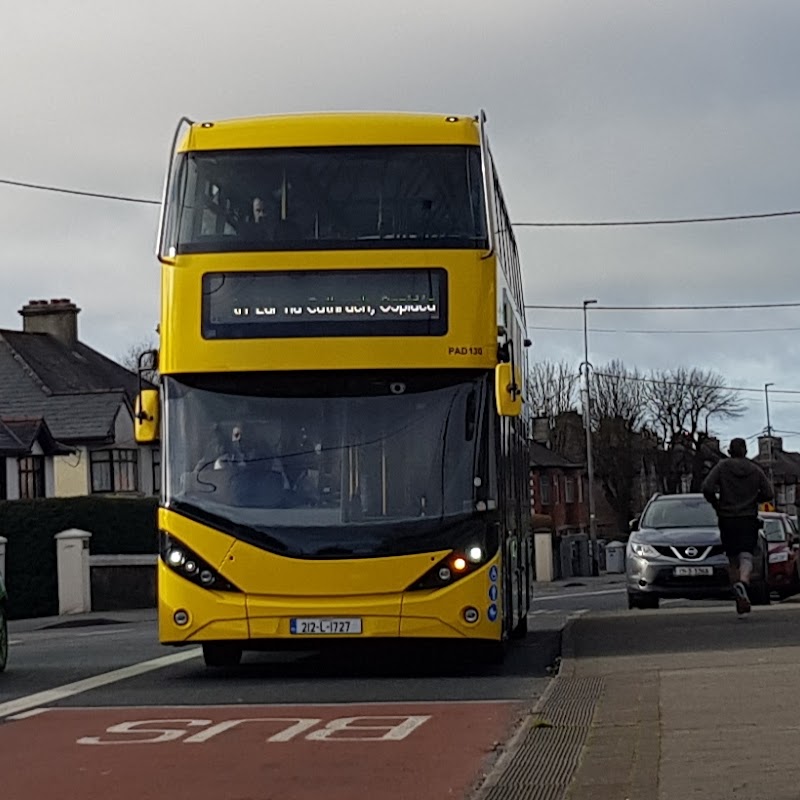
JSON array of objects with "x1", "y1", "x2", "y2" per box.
[{"x1": 702, "y1": 437, "x2": 774, "y2": 615}]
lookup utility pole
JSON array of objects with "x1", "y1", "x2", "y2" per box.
[
  {"x1": 582, "y1": 299, "x2": 599, "y2": 576},
  {"x1": 765, "y1": 382, "x2": 775, "y2": 493}
]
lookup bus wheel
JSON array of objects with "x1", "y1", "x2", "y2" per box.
[
  {"x1": 475, "y1": 639, "x2": 508, "y2": 667},
  {"x1": 510, "y1": 612, "x2": 528, "y2": 640},
  {"x1": 202, "y1": 642, "x2": 243, "y2": 668}
]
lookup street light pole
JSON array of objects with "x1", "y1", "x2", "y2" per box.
[
  {"x1": 765, "y1": 382, "x2": 775, "y2": 492},
  {"x1": 582, "y1": 299, "x2": 599, "y2": 576}
]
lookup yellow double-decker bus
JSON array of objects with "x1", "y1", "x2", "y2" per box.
[{"x1": 136, "y1": 111, "x2": 532, "y2": 667}]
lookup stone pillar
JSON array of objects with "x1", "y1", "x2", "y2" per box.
[
  {"x1": 0, "y1": 536, "x2": 7, "y2": 584},
  {"x1": 55, "y1": 529, "x2": 92, "y2": 614},
  {"x1": 534, "y1": 531, "x2": 554, "y2": 582}
]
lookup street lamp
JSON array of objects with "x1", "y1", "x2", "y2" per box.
[
  {"x1": 765, "y1": 382, "x2": 775, "y2": 490},
  {"x1": 582, "y1": 299, "x2": 599, "y2": 576}
]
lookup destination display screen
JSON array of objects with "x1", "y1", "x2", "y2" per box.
[{"x1": 202, "y1": 268, "x2": 447, "y2": 339}]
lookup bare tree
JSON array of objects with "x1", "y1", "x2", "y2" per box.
[
  {"x1": 528, "y1": 360, "x2": 578, "y2": 419},
  {"x1": 119, "y1": 337, "x2": 159, "y2": 386},
  {"x1": 591, "y1": 359, "x2": 647, "y2": 432},
  {"x1": 590, "y1": 360, "x2": 654, "y2": 531},
  {"x1": 646, "y1": 367, "x2": 745, "y2": 491}
]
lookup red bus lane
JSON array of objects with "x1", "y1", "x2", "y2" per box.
[{"x1": 1, "y1": 701, "x2": 523, "y2": 800}]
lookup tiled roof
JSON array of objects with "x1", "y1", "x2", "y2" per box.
[
  {"x1": 0, "y1": 330, "x2": 135, "y2": 443},
  {"x1": 754, "y1": 450, "x2": 800, "y2": 482},
  {"x1": 44, "y1": 392, "x2": 127, "y2": 442},
  {"x1": 530, "y1": 441, "x2": 583, "y2": 470},
  {"x1": 1, "y1": 417, "x2": 73, "y2": 455},
  {"x1": 0, "y1": 420, "x2": 25, "y2": 454},
  {"x1": 0, "y1": 330, "x2": 139, "y2": 399}
]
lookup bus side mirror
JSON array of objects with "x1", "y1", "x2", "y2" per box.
[
  {"x1": 135, "y1": 389, "x2": 160, "y2": 443},
  {"x1": 495, "y1": 363, "x2": 522, "y2": 417}
]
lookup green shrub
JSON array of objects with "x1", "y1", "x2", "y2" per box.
[{"x1": 0, "y1": 496, "x2": 158, "y2": 619}]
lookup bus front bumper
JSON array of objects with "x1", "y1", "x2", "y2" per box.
[{"x1": 157, "y1": 560, "x2": 503, "y2": 645}]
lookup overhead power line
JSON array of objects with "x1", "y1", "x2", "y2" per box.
[
  {"x1": 530, "y1": 324, "x2": 800, "y2": 335},
  {"x1": 513, "y1": 209, "x2": 800, "y2": 227},
  {"x1": 591, "y1": 370, "x2": 800, "y2": 397},
  {"x1": 1, "y1": 175, "x2": 799, "y2": 227},
  {"x1": 0, "y1": 178, "x2": 160, "y2": 206},
  {"x1": 526, "y1": 302, "x2": 800, "y2": 311}
]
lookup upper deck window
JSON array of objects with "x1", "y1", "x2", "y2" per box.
[{"x1": 166, "y1": 145, "x2": 487, "y2": 253}]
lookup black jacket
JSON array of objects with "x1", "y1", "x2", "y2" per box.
[{"x1": 701, "y1": 458, "x2": 774, "y2": 519}]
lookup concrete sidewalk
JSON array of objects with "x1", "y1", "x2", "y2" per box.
[
  {"x1": 533, "y1": 573, "x2": 626, "y2": 595},
  {"x1": 480, "y1": 601, "x2": 800, "y2": 800},
  {"x1": 8, "y1": 607, "x2": 156, "y2": 634}
]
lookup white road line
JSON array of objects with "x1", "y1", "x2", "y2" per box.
[
  {"x1": 76, "y1": 629, "x2": 128, "y2": 638},
  {"x1": 26, "y1": 699, "x2": 523, "y2": 711},
  {"x1": 531, "y1": 588, "x2": 624, "y2": 602},
  {"x1": 8, "y1": 639, "x2": 22, "y2": 646},
  {"x1": 0, "y1": 648, "x2": 202, "y2": 720},
  {"x1": 7, "y1": 708, "x2": 51, "y2": 721}
]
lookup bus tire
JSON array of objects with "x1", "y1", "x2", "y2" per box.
[
  {"x1": 202, "y1": 642, "x2": 243, "y2": 668},
  {"x1": 510, "y1": 612, "x2": 528, "y2": 640},
  {"x1": 475, "y1": 639, "x2": 508, "y2": 667}
]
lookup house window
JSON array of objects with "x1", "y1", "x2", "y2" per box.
[
  {"x1": 152, "y1": 448, "x2": 161, "y2": 495},
  {"x1": 552, "y1": 475, "x2": 560, "y2": 505},
  {"x1": 90, "y1": 449, "x2": 139, "y2": 493},
  {"x1": 0, "y1": 458, "x2": 7, "y2": 500},
  {"x1": 540, "y1": 474, "x2": 551, "y2": 506},
  {"x1": 786, "y1": 484, "x2": 796, "y2": 504},
  {"x1": 578, "y1": 475, "x2": 584, "y2": 503},
  {"x1": 565, "y1": 477, "x2": 575, "y2": 504},
  {"x1": 18, "y1": 455, "x2": 45, "y2": 499}
]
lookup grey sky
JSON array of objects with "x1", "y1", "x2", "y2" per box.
[{"x1": 1, "y1": 0, "x2": 798, "y2": 451}]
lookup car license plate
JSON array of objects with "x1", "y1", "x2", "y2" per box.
[
  {"x1": 674, "y1": 566, "x2": 713, "y2": 577},
  {"x1": 290, "y1": 617, "x2": 362, "y2": 635}
]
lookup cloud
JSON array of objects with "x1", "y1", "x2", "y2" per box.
[{"x1": 1, "y1": 0, "x2": 799, "y2": 446}]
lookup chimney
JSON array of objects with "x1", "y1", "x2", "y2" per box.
[
  {"x1": 19, "y1": 298, "x2": 81, "y2": 348},
  {"x1": 758, "y1": 435, "x2": 783, "y2": 458},
  {"x1": 532, "y1": 416, "x2": 551, "y2": 447}
]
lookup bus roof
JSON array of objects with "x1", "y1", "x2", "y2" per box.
[{"x1": 179, "y1": 112, "x2": 482, "y2": 151}]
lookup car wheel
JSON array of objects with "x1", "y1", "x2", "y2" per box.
[
  {"x1": 628, "y1": 593, "x2": 659, "y2": 610},
  {"x1": 0, "y1": 608, "x2": 8, "y2": 672},
  {"x1": 202, "y1": 642, "x2": 243, "y2": 668}
]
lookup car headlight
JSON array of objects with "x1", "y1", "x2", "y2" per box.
[
  {"x1": 629, "y1": 542, "x2": 660, "y2": 559},
  {"x1": 769, "y1": 551, "x2": 790, "y2": 563}
]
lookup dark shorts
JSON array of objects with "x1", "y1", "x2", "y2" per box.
[{"x1": 718, "y1": 516, "x2": 759, "y2": 558}]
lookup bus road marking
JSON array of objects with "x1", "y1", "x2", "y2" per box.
[{"x1": 76, "y1": 714, "x2": 432, "y2": 745}]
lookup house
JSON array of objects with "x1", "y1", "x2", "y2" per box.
[
  {"x1": 529, "y1": 437, "x2": 589, "y2": 535},
  {"x1": 752, "y1": 435, "x2": 800, "y2": 518},
  {"x1": 0, "y1": 298, "x2": 158, "y2": 500}
]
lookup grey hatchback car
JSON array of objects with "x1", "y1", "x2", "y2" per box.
[{"x1": 626, "y1": 493, "x2": 770, "y2": 609}]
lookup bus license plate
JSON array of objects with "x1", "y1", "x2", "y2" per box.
[
  {"x1": 674, "y1": 566, "x2": 713, "y2": 577},
  {"x1": 290, "y1": 617, "x2": 363, "y2": 635}
]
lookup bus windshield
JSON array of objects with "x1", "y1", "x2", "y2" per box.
[
  {"x1": 167, "y1": 145, "x2": 487, "y2": 253},
  {"x1": 162, "y1": 372, "x2": 491, "y2": 557}
]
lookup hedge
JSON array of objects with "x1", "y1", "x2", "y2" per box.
[{"x1": 0, "y1": 496, "x2": 158, "y2": 620}]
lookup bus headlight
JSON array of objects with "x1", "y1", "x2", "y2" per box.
[
  {"x1": 407, "y1": 543, "x2": 495, "y2": 591},
  {"x1": 160, "y1": 533, "x2": 241, "y2": 593}
]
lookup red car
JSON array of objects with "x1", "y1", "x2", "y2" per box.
[{"x1": 761, "y1": 512, "x2": 800, "y2": 599}]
